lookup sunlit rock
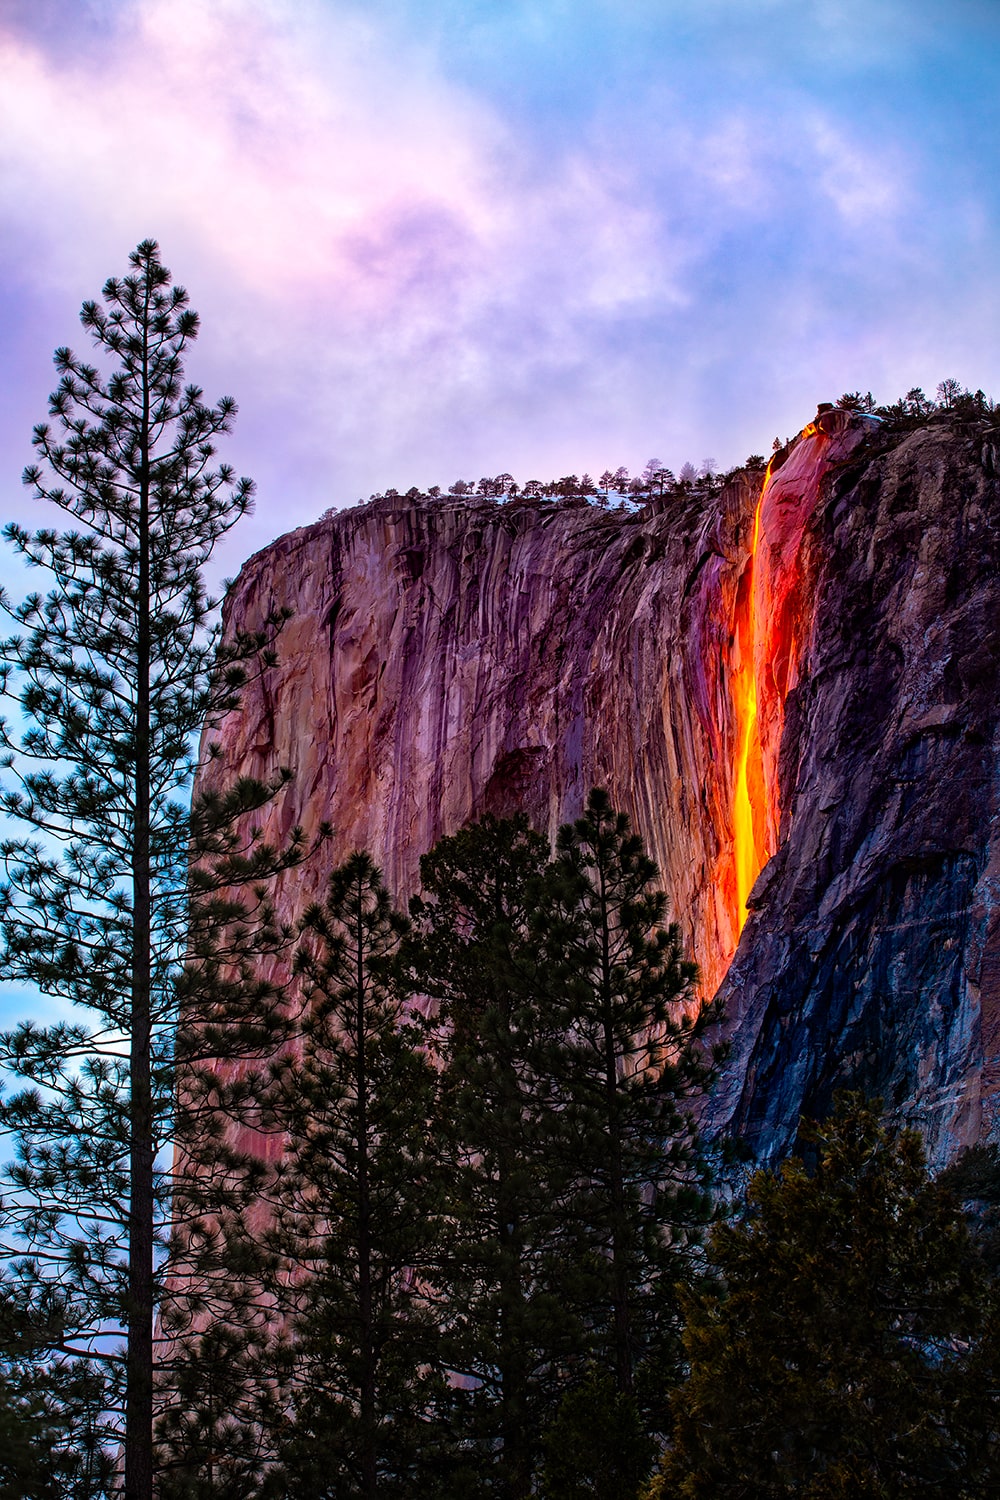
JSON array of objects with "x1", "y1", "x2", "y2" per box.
[{"x1": 201, "y1": 409, "x2": 1000, "y2": 1166}]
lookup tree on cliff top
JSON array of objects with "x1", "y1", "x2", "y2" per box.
[
  {"x1": 647, "y1": 1095, "x2": 1000, "y2": 1498},
  {"x1": 0, "y1": 241, "x2": 304, "y2": 1500}
]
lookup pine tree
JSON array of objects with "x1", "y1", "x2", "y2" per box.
[
  {"x1": 404, "y1": 815, "x2": 583, "y2": 1499},
  {"x1": 0, "y1": 241, "x2": 302, "y2": 1500},
  {"x1": 0, "y1": 1279, "x2": 62, "y2": 1500},
  {"x1": 544, "y1": 790, "x2": 721, "y2": 1417},
  {"x1": 539, "y1": 1369, "x2": 654, "y2": 1500},
  {"x1": 152, "y1": 780, "x2": 318, "y2": 1499},
  {"x1": 938, "y1": 1140, "x2": 1000, "y2": 1274},
  {"x1": 648, "y1": 1095, "x2": 1000, "y2": 1498},
  {"x1": 153, "y1": 1310, "x2": 289, "y2": 1499},
  {"x1": 0, "y1": 1279, "x2": 117, "y2": 1500},
  {"x1": 260, "y1": 853, "x2": 445, "y2": 1499}
]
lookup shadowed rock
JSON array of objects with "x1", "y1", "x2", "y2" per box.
[{"x1": 712, "y1": 417, "x2": 1000, "y2": 1165}]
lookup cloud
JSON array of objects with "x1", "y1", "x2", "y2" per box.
[
  {"x1": 0, "y1": 0, "x2": 997, "y2": 550},
  {"x1": 0, "y1": 1, "x2": 485, "y2": 294},
  {"x1": 0, "y1": 0, "x2": 689, "y2": 334},
  {"x1": 0, "y1": 3, "x2": 673, "y2": 410},
  {"x1": 806, "y1": 117, "x2": 908, "y2": 227}
]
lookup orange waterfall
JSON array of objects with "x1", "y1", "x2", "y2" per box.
[{"x1": 731, "y1": 476, "x2": 770, "y2": 935}]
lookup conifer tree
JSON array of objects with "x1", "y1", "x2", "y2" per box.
[
  {"x1": 0, "y1": 1279, "x2": 116, "y2": 1500},
  {"x1": 545, "y1": 790, "x2": 721, "y2": 1415},
  {"x1": 0, "y1": 1280, "x2": 64, "y2": 1500},
  {"x1": 405, "y1": 815, "x2": 583, "y2": 1499},
  {"x1": 0, "y1": 241, "x2": 302, "y2": 1500},
  {"x1": 648, "y1": 1095, "x2": 1000, "y2": 1498},
  {"x1": 539, "y1": 1369, "x2": 654, "y2": 1500},
  {"x1": 260, "y1": 853, "x2": 445, "y2": 1500}
]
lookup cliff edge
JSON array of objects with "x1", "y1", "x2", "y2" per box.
[{"x1": 203, "y1": 409, "x2": 1000, "y2": 1165}]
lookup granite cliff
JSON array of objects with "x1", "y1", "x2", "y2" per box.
[{"x1": 203, "y1": 409, "x2": 1000, "y2": 1167}]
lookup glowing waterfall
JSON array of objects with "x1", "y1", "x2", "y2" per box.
[{"x1": 732, "y1": 482, "x2": 768, "y2": 934}]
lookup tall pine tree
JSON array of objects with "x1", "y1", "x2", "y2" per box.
[
  {"x1": 405, "y1": 815, "x2": 585, "y2": 1499},
  {"x1": 544, "y1": 790, "x2": 721, "y2": 1418},
  {"x1": 648, "y1": 1095, "x2": 1000, "y2": 1498},
  {"x1": 0, "y1": 241, "x2": 301, "y2": 1500},
  {"x1": 260, "y1": 853, "x2": 445, "y2": 1499}
]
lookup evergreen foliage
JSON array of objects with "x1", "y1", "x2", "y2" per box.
[
  {"x1": 0, "y1": 1283, "x2": 62, "y2": 1500},
  {"x1": 544, "y1": 790, "x2": 722, "y2": 1417},
  {"x1": 837, "y1": 379, "x2": 996, "y2": 432},
  {"x1": 154, "y1": 1317, "x2": 287, "y2": 1500},
  {"x1": 0, "y1": 241, "x2": 304, "y2": 1500},
  {"x1": 356, "y1": 376, "x2": 997, "y2": 512},
  {"x1": 539, "y1": 1368, "x2": 655, "y2": 1500},
  {"x1": 260, "y1": 853, "x2": 445, "y2": 1500},
  {"x1": 0, "y1": 1195, "x2": 120, "y2": 1496},
  {"x1": 402, "y1": 801, "x2": 721, "y2": 1496},
  {"x1": 405, "y1": 814, "x2": 580, "y2": 1498},
  {"x1": 0, "y1": 1355, "x2": 117, "y2": 1499},
  {"x1": 939, "y1": 1141, "x2": 1000, "y2": 1276},
  {"x1": 358, "y1": 458, "x2": 740, "y2": 511},
  {"x1": 648, "y1": 1094, "x2": 1000, "y2": 1498},
  {"x1": 0, "y1": 1379, "x2": 54, "y2": 1500}
]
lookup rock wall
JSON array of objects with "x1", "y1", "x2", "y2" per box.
[
  {"x1": 203, "y1": 410, "x2": 1000, "y2": 1166},
  {"x1": 711, "y1": 417, "x2": 1000, "y2": 1165},
  {"x1": 207, "y1": 468, "x2": 762, "y2": 1000}
]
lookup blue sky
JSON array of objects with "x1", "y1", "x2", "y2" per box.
[
  {"x1": 0, "y1": 0, "x2": 995, "y2": 1032},
  {"x1": 0, "y1": 0, "x2": 998, "y2": 1034},
  {"x1": 1, "y1": 0, "x2": 998, "y2": 574}
]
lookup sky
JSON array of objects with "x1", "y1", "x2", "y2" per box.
[
  {"x1": 0, "y1": 0, "x2": 996, "y2": 1055},
  {"x1": 1, "y1": 0, "x2": 999, "y2": 576}
]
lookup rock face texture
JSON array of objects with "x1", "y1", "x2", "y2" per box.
[
  {"x1": 208, "y1": 470, "x2": 764, "y2": 1001},
  {"x1": 204, "y1": 410, "x2": 1000, "y2": 1166},
  {"x1": 713, "y1": 415, "x2": 1000, "y2": 1165}
]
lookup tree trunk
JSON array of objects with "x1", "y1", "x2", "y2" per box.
[
  {"x1": 356, "y1": 879, "x2": 377, "y2": 1498},
  {"x1": 498, "y1": 1162, "x2": 530, "y2": 1498},
  {"x1": 598, "y1": 867, "x2": 632, "y2": 1396},
  {"x1": 496, "y1": 977, "x2": 531, "y2": 1500},
  {"x1": 125, "y1": 313, "x2": 154, "y2": 1500}
]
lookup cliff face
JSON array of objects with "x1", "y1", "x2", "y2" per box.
[
  {"x1": 205, "y1": 410, "x2": 1000, "y2": 1166},
  {"x1": 712, "y1": 417, "x2": 1000, "y2": 1164},
  {"x1": 210, "y1": 464, "x2": 764, "y2": 1000}
]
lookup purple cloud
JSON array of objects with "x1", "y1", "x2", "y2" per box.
[{"x1": 0, "y1": 0, "x2": 996, "y2": 573}]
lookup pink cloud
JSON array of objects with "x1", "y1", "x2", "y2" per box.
[
  {"x1": 1, "y1": 0, "x2": 995, "y2": 548},
  {"x1": 0, "y1": 1, "x2": 497, "y2": 298}
]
